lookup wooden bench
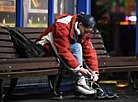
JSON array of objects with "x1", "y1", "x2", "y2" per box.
[
  {"x1": 0, "y1": 27, "x2": 63, "y2": 102},
  {"x1": 91, "y1": 31, "x2": 138, "y2": 73},
  {"x1": 0, "y1": 27, "x2": 138, "y2": 101},
  {"x1": 91, "y1": 30, "x2": 138, "y2": 89}
]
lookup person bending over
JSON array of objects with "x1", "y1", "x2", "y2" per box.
[{"x1": 36, "y1": 12, "x2": 99, "y2": 95}]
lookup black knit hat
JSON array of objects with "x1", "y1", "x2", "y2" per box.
[
  {"x1": 77, "y1": 12, "x2": 96, "y2": 28},
  {"x1": 77, "y1": 12, "x2": 97, "y2": 38}
]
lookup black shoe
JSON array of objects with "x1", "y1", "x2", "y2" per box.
[
  {"x1": 104, "y1": 87, "x2": 119, "y2": 98},
  {"x1": 96, "y1": 88, "x2": 109, "y2": 99}
]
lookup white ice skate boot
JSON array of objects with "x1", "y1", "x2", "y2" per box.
[{"x1": 75, "y1": 76, "x2": 97, "y2": 95}]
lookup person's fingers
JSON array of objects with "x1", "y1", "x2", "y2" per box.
[
  {"x1": 93, "y1": 78, "x2": 96, "y2": 82},
  {"x1": 92, "y1": 75, "x2": 99, "y2": 82},
  {"x1": 87, "y1": 71, "x2": 92, "y2": 76},
  {"x1": 79, "y1": 68, "x2": 92, "y2": 76},
  {"x1": 90, "y1": 75, "x2": 93, "y2": 80},
  {"x1": 84, "y1": 69, "x2": 91, "y2": 76}
]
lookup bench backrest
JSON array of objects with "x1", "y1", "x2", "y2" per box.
[
  {"x1": 0, "y1": 27, "x2": 45, "y2": 59},
  {"x1": 0, "y1": 27, "x2": 108, "y2": 59},
  {"x1": 91, "y1": 30, "x2": 109, "y2": 57}
]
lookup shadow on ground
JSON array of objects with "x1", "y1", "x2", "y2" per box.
[{"x1": 3, "y1": 83, "x2": 138, "y2": 102}]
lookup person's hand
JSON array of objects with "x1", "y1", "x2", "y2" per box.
[
  {"x1": 79, "y1": 67, "x2": 92, "y2": 76},
  {"x1": 91, "y1": 74, "x2": 99, "y2": 82}
]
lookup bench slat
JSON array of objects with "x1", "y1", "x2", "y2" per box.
[
  {"x1": 24, "y1": 33, "x2": 41, "y2": 39},
  {"x1": 0, "y1": 57, "x2": 57, "y2": 64},
  {"x1": 96, "y1": 50, "x2": 107, "y2": 54},
  {"x1": 0, "y1": 41, "x2": 13, "y2": 47},
  {"x1": 0, "y1": 47, "x2": 15, "y2": 52},
  {"x1": 98, "y1": 57, "x2": 137, "y2": 61},
  {"x1": 0, "y1": 61, "x2": 59, "y2": 70},
  {"x1": 0, "y1": 31, "x2": 41, "y2": 40},
  {"x1": 98, "y1": 55, "x2": 109, "y2": 57},
  {"x1": 91, "y1": 39, "x2": 103, "y2": 44},
  {"x1": 91, "y1": 34, "x2": 101, "y2": 39},
  {"x1": 99, "y1": 61, "x2": 138, "y2": 67},
  {"x1": 93, "y1": 44, "x2": 105, "y2": 49},
  {"x1": 0, "y1": 69, "x2": 58, "y2": 79},
  {"x1": 99, "y1": 66, "x2": 138, "y2": 73},
  {"x1": 0, "y1": 61, "x2": 59, "y2": 71},
  {"x1": 0, "y1": 34, "x2": 11, "y2": 40},
  {"x1": 0, "y1": 53, "x2": 17, "y2": 59},
  {"x1": 15, "y1": 28, "x2": 46, "y2": 33},
  {"x1": 0, "y1": 29, "x2": 9, "y2": 33}
]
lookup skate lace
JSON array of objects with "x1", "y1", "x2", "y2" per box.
[
  {"x1": 85, "y1": 78, "x2": 92, "y2": 88},
  {"x1": 97, "y1": 88, "x2": 104, "y2": 95}
]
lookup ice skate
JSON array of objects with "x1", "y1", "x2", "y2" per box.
[{"x1": 74, "y1": 76, "x2": 97, "y2": 98}]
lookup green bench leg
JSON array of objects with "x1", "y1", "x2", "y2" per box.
[{"x1": 0, "y1": 79, "x2": 3, "y2": 102}]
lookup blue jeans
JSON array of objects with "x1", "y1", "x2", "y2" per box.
[{"x1": 70, "y1": 43, "x2": 82, "y2": 75}]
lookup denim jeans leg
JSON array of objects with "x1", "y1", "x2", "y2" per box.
[{"x1": 70, "y1": 43, "x2": 82, "y2": 75}]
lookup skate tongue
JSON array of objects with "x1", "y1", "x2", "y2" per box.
[
  {"x1": 78, "y1": 76, "x2": 87, "y2": 86},
  {"x1": 77, "y1": 76, "x2": 92, "y2": 90}
]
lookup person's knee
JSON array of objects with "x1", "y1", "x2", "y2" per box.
[{"x1": 74, "y1": 43, "x2": 82, "y2": 51}]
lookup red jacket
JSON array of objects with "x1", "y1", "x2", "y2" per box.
[{"x1": 36, "y1": 14, "x2": 99, "y2": 74}]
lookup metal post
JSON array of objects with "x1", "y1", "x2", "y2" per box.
[
  {"x1": 77, "y1": 0, "x2": 91, "y2": 15},
  {"x1": 48, "y1": 0, "x2": 54, "y2": 27},
  {"x1": 16, "y1": 0, "x2": 23, "y2": 27}
]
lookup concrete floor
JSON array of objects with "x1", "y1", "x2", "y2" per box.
[{"x1": 3, "y1": 82, "x2": 138, "y2": 102}]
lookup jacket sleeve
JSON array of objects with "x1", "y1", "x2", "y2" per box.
[
  {"x1": 81, "y1": 36, "x2": 99, "y2": 74},
  {"x1": 52, "y1": 22, "x2": 82, "y2": 73}
]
